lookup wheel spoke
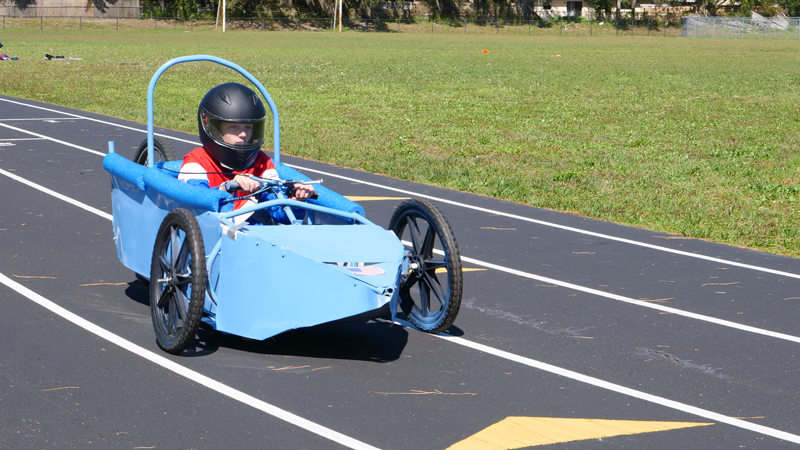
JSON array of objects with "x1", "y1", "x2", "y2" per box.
[
  {"x1": 419, "y1": 281, "x2": 431, "y2": 318},
  {"x1": 422, "y1": 271, "x2": 446, "y2": 309},
  {"x1": 405, "y1": 216, "x2": 422, "y2": 255},
  {"x1": 158, "y1": 255, "x2": 171, "y2": 274},
  {"x1": 174, "y1": 275, "x2": 192, "y2": 287},
  {"x1": 156, "y1": 287, "x2": 171, "y2": 309},
  {"x1": 425, "y1": 259, "x2": 447, "y2": 271},
  {"x1": 169, "y1": 226, "x2": 180, "y2": 271},
  {"x1": 420, "y1": 223, "x2": 436, "y2": 259},
  {"x1": 174, "y1": 289, "x2": 189, "y2": 321},
  {"x1": 174, "y1": 238, "x2": 191, "y2": 273},
  {"x1": 168, "y1": 295, "x2": 180, "y2": 334},
  {"x1": 400, "y1": 274, "x2": 418, "y2": 297}
]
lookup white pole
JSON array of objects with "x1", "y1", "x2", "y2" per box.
[
  {"x1": 332, "y1": 0, "x2": 337, "y2": 30},
  {"x1": 223, "y1": 0, "x2": 226, "y2": 32},
  {"x1": 338, "y1": 0, "x2": 342, "y2": 31},
  {"x1": 215, "y1": 0, "x2": 220, "y2": 29}
]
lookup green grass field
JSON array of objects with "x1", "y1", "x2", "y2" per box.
[{"x1": 2, "y1": 30, "x2": 800, "y2": 255}]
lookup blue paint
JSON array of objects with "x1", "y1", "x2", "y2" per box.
[{"x1": 215, "y1": 225, "x2": 403, "y2": 340}]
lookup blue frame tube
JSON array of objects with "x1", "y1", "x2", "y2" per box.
[
  {"x1": 146, "y1": 55, "x2": 282, "y2": 167},
  {"x1": 218, "y1": 199, "x2": 375, "y2": 228}
]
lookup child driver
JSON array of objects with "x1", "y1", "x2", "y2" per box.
[{"x1": 178, "y1": 82, "x2": 313, "y2": 224}]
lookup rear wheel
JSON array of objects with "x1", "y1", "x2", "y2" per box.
[
  {"x1": 150, "y1": 209, "x2": 206, "y2": 354},
  {"x1": 134, "y1": 137, "x2": 175, "y2": 166},
  {"x1": 389, "y1": 198, "x2": 462, "y2": 333}
]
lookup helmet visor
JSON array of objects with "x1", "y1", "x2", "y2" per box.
[{"x1": 201, "y1": 108, "x2": 266, "y2": 150}]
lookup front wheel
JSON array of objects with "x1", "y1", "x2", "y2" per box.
[
  {"x1": 134, "y1": 137, "x2": 175, "y2": 167},
  {"x1": 389, "y1": 198, "x2": 462, "y2": 333},
  {"x1": 150, "y1": 209, "x2": 206, "y2": 354}
]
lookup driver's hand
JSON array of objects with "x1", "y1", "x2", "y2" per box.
[
  {"x1": 291, "y1": 183, "x2": 314, "y2": 201},
  {"x1": 232, "y1": 174, "x2": 260, "y2": 194}
]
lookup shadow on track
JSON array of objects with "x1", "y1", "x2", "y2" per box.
[{"x1": 125, "y1": 278, "x2": 409, "y2": 361}]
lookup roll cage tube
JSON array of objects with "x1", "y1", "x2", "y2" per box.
[
  {"x1": 146, "y1": 55, "x2": 282, "y2": 168},
  {"x1": 218, "y1": 200, "x2": 375, "y2": 228}
]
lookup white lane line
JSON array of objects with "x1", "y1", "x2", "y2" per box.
[
  {"x1": 0, "y1": 272, "x2": 380, "y2": 450},
  {"x1": 290, "y1": 164, "x2": 800, "y2": 281},
  {"x1": 459, "y1": 253, "x2": 800, "y2": 344},
  {"x1": 0, "y1": 98, "x2": 198, "y2": 145},
  {"x1": 0, "y1": 138, "x2": 47, "y2": 141},
  {"x1": 0, "y1": 122, "x2": 105, "y2": 156},
  {"x1": 421, "y1": 326, "x2": 800, "y2": 445},
  {"x1": 0, "y1": 168, "x2": 112, "y2": 220},
  {"x1": 400, "y1": 240, "x2": 800, "y2": 345},
  {"x1": 0, "y1": 118, "x2": 86, "y2": 122},
  {"x1": 2, "y1": 97, "x2": 799, "y2": 281},
  {"x1": 4, "y1": 166, "x2": 800, "y2": 346}
]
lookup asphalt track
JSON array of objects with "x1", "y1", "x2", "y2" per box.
[{"x1": 1, "y1": 94, "x2": 799, "y2": 449}]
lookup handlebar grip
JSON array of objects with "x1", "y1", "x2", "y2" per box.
[
  {"x1": 225, "y1": 180, "x2": 240, "y2": 193},
  {"x1": 309, "y1": 192, "x2": 319, "y2": 200}
]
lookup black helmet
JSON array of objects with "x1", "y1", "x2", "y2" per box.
[{"x1": 197, "y1": 82, "x2": 267, "y2": 171}]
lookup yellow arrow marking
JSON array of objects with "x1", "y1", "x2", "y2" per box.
[
  {"x1": 435, "y1": 268, "x2": 486, "y2": 274},
  {"x1": 446, "y1": 417, "x2": 713, "y2": 449},
  {"x1": 344, "y1": 196, "x2": 410, "y2": 201}
]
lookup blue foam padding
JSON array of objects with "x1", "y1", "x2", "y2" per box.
[
  {"x1": 157, "y1": 160, "x2": 183, "y2": 177},
  {"x1": 104, "y1": 153, "x2": 232, "y2": 212},
  {"x1": 103, "y1": 153, "x2": 147, "y2": 191},
  {"x1": 143, "y1": 168, "x2": 233, "y2": 213},
  {"x1": 276, "y1": 163, "x2": 366, "y2": 217}
]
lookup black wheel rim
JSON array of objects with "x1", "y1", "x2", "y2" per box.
[
  {"x1": 395, "y1": 211, "x2": 451, "y2": 327},
  {"x1": 152, "y1": 225, "x2": 194, "y2": 343}
]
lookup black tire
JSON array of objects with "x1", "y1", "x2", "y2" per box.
[
  {"x1": 134, "y1": 137, "x2": 176, "y2": 167},
  {"x1": 150, "y1": 208, "x2": 206, "y2": 354},
  {"x1": 388, "y1": 198, "x2": 462, "y2": 333}
]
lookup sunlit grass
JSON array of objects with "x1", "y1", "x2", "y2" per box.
[{"x1": 2, "y1": 30, "x2": 799, "y2": 255}]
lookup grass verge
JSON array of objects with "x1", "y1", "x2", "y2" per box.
[{"x1": 1, "y1": 30, "x2": 799, "y2": 255}]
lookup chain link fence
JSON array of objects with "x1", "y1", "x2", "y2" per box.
[{"x1": 682, "y1": 16, "x2": 800, "y2": 40}]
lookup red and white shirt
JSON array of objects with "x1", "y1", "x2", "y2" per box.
[{"x1": 178, "y1": 147, "x2": 279, "y2": 223}]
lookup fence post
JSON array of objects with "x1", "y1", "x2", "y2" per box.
[
  {"x1": 647, "y1": 16, "x2": 650, "y2": 36},
  {"x1": 590, "y1": 19, "x2": 592, "y2": 36},
  {"x1": 80, "y1": 15, "x2": 82, "y2": 30},
  {"x1": 616, "y1": 11, "x2": 619, "y2": 35},
  {"x1": 432, "y1": 19, "x2": 434, "y2": 33},
  {"x1": 41, "y1": 16, "x2": 42, "y2": 30},
  {"x1": 466, "y1": 19, "x2": 468, "y2": 34},
  {"x1": 528, "y1": 19, "x2": 531, "y2": 35},
  {"x1": 559, "y1": 18, "x2": 562, "y2": 36},
  {"x1": 496, "y1": 20, "x2": 498, "y2": 34},
  {"x1": 664, "y1": 14, "x2": 667, "y2": 36}
]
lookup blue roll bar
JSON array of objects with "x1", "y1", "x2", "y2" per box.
[{"x1": 146, "y1": 55, "x2": 282, "y2": 167}]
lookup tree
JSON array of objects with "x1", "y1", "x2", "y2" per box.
[
  {"x1": 584, "y1": 0, "x2": 613, "y2": 15},
  {"x1": 778, "y1": 0, "x2": 800, "y2": 15}
]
